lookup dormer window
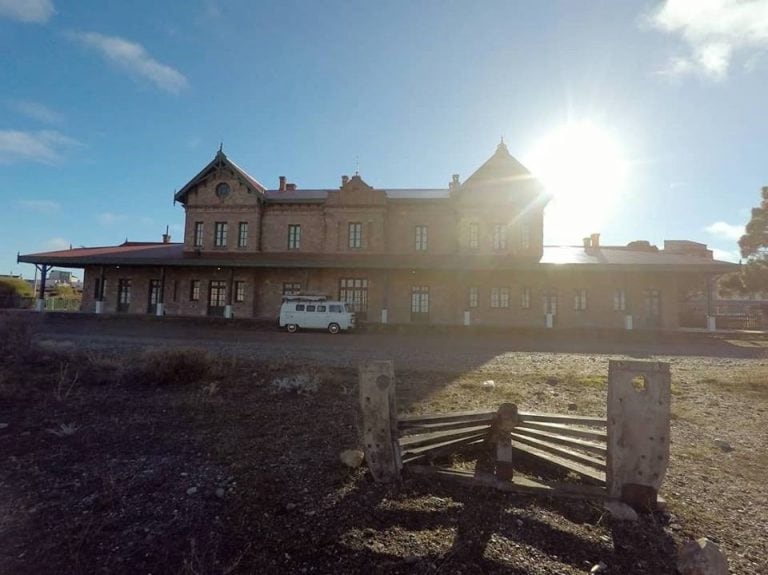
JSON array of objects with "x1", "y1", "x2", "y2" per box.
[{"x1": 215, "y1": 182, "x2": 231, "y2": 199}]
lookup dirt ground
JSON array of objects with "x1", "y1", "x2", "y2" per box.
[{"x1": 1, "y1": 313, "x2": 767, "y2": 574}]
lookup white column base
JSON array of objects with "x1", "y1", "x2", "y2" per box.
[
  {"x1": 545, "y1": 313, "x2": 554, "y2": 328},
  {"x1": 224, "y1": 304, "x2": 233, "y2": 319},
  {"x1": 624, "y1": 314, "x2": 633, "y2": 330},
  {"x1": 95, "y1": 300, "x2": 104, "y2": 314},
  {"x1": 156, "y1": 303, "x2": 165, "y2": 317},
  {"x1": 707, "y1": 315, "x2": 716, "y2": 331},
  {"x1": 381, "y1": 309, "x2": 388, "y2": 324},
  {"x1": 464, "y1": 310, "x2": 471, "y2": 326},
  {"x1": 35, "y1": 299, "x2": 45, "y2": 312}
]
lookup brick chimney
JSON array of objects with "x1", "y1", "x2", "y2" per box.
[
  {"x1": 286, "y1": 183, "x2": 297, "y2": 191},
  {"x1": 583, "y1": 237, "x2": 591, "y2": 249},
  {"x1": 162, "y1": 225, "x2": 171, "y2": 244},
  {"x1": 279, "y1": 176, "x2": 287, "y2": 192},
  {"x1": 590, "y1": 233, "x2": 600, "y2": 248},
  {"x1": 449, "y1": 174, "x2": 461, "y2": 190},
  {"x1": 341, "y1": 175, "x2": 349, "y2": 186}
]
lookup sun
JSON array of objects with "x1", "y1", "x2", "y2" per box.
[{"x1": 526, "y1": 121, "x2": 629, "y2": 243}]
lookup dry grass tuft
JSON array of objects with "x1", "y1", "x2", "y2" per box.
[{"x1": 121, "y1": 348, "x2": 211, "y2": 386}]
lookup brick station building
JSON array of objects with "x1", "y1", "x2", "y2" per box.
[{"x1": 19, "y1": 142, "x2": 734, "y2": 329}]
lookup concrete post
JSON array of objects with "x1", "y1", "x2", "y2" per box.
[
  {"x1": 545, "y1": 313, "x2": 554, "y2": 328},
  {"x1": 494, "y1": 403, "x2": 518, "y2": 480},
  {"x1": 624, "y1": 314, "x2": 633, "y2": 330},
  {"x1": 359, "y1": 360, "x2": 400, "y2": 483},
  {"x1": 464, "y1": 310, "x2": 471, "y2": 326},
  {"x1": 35, "y1": 299, "x2": 45, "y2": 312},
  {"x1": 224, "y1": 305, "x2": 233, "y2": 319},
  {"x1": 156, "y1": 303, "x2": 165, "y2": 317},
  {"x1": 606, "y1": 360, "x2": 671, "y2": 511},
  {"x1": 706, "y1": 316, "x2": 716, "y2": 331},
  {"x1": 95, "y1": 301, "x2": 104, "y2": 314},
  {"x1": 381, "y1": 309, "x2": 388, "y2": 324}
]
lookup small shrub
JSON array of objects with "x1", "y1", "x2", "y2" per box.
[
  {"x1": 271, "y1": 372, "x2": 319, "y2": 394},
  {"x1": 123, "y1": 348, "x2": 211, "y2": 386}
]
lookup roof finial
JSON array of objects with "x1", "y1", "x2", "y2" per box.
[
  {"x1": 219, "y1": 141, "x2": 223, "y2": 153},
  {"x1": 355, "y1": 155, "x2": 360, "y2": 176},
  {"x1": 496, "y1": 136, "x2": 509, "y2": 154}
]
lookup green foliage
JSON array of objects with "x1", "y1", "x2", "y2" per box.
[
  {"x1": 720, "y1": 186, "x2": 768, "y2": 294},
  {"x1": 0, "y1": 277, "x2": 33, "y2": 298}
]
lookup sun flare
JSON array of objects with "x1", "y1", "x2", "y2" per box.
[{"x1": 526, "y1": 121, "x2": 629, "y2": 243}]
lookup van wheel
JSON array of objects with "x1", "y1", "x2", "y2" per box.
[
  {"x1": 328, "y1": 323, "x2": 340, "y2": 334},
  {"x1": 286, "y1": 324, "x2": 298, "y2": 333}
]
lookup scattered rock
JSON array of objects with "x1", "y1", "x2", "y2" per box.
[
  {"x1": 482, "y1": 380, "x2": 495, "y2": 389},
  {"x1": 215, "y1": 487, "x2": 225, "y2": 499},
  {"x1": 286, "y1": 502, "x2": 297, "y2": 511},
  {"x1": 590, "y1": 561, "x2": 608, "y2": 573},
  {"x1": 713, "y1": 439, "x2": 733, "y2": 452},
  {"x1": 186, "y1": 487, "x2": 197, "y2": 495},
  {"x1": 567, "y1": 403, "x2": 578, "y2": 411},
  {"x1": 340, "y1": 449, "x2": 365, "y2": 468},
  {"x1": 677, "y1": 537, "x2": 729, "y2": 575},
  {"x1": 605, "y1": 500, "x2": 638, "y2": 521},
  {"x1": 546, "y1": 377, "x2": 558, "y2": 386},
  {"x1": 0, "y1": 423, "x2": 8, "y2": 429}
]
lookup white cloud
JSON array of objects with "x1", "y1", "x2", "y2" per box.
[
  {"x1": 712, "y1": 247, "x2": 741, "y2": 262},
  {"x1": 97, "y1": 212, "x2": 125, "y2": 226},
  {"x1": 8, "y1": 100, "x2": 63, "y2": 124},
  {"x1": 705, "y1": 221, "x2": 744, "y2": 240},
  {"x1": 0, "y1": 0, "x2": 54, "y2": 23},
  {"x1": 71, "y1": 31, "x2": 188, "y2": 94},
  {"x1": 650, "y1": 0, "x2": 768, "y2": 80},
  {"x1": 18, "y1": 199, "x2": 60, "y2": 213},
  {"x1": 44, "y1": 237, "x2": 70, "y2": 251},
  {"x1": 0, "y1": 129, "x2": 80, "y2": 164}
]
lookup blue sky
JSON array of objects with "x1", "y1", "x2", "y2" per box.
[{"x1": 2, "y1": 0, "x2": 767, "y2": 278}]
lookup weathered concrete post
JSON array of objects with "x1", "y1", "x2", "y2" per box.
[
  {"x1": 607, "y1": 360, "x2": 671, "y2": 511},
  {"x1": 359, "y1": 360, "x2": 401, "y2": 482},
  {"x1": 494, "y1": 402, "x2": 518, "y2": 480}
]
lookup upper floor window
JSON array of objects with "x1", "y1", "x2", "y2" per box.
[
  {"x1": 214, "y1": 222, "x2": 228, "y2": 247},
  {"x1": 613, "y1": 289, "x2": 626, "y2": 311},
  {"x1": 520, "y1": 287, "x2": 531, "y2": 309},
  {"x1": 574, "y1": 289, "x2": 588, "y2": 311},
  {"x1": 521, "y1": 223, "x2": 531, "y2": 250},
  {"x1": 543, "y1": 290, "x2": 558, "y2": 315},
  {"x1": 469, "y1": 223, "x2": 479, "y2": 249},
  {"x1": 468, "y1": 287, "x2": 479, "y2": 309},
  {"x1": 348, "y1": 222, "x2": 362, "y2": 249},
  {"x1": 415, "y1": 225, "x2": 428, "y2": 251},
  {"x1": 490, "y1": 287, "x2": 510, "y2": 308},
  {"x1": 493, "y1": 224, "x2": 507, "y2": 250},
  {"x1": 283, "y1": 282, "x2": 302, "y2": 296},
  {"x1": 193, "y1": 222, "x2": 204, "y2": 247},
  {"x1": 288, "y1": 224, "x2": 301, "y2": 250},
  {"x1": 238, "y1": 222, "x2": 248, "y2": 248}
]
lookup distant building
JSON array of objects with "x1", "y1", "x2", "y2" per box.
[{"x1": 19, "y1": 143, "x2": 735, "y2": 328}]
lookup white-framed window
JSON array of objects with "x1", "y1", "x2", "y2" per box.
[
  {"x1": 574, "y1": 289, "x2": 588, "y2": 311},
  {"x1": 348, "y1": 222, "x2": 362, "y2": 249},
  {"x1": 411, "y1": 285, "x2": 430, "y2": 317},
  {"x1": 288, "y1": 224, "x2": 301, "y2": 249},
  {"x1": 238, "y1": 222, "x2": 248, "y2": 248},
  {"x1": 490, "y1": 287, "x2": 510, "y2": 308},
  {"x1": 468, "y1": 287, "x2": 479, "y2": 309},
  {"x1": 282, "y1": 282, "x2": 302, "y2": 296},
  {"x1": 235, "y1": 280, "x2": 246, "y2": 302},
  {"x1": 493, "y1": 224, "x2": 507, "y2": 250},
  {"x1": 214, "y1": 222, "x2": 228, "y2": 247},
  {"x1": 469, "y1": 222, "x2": 479, "y2": 249},
  {"x1": 520, "y1": 287, "x2": 531, "y2": 309},
  {"x1": 415, "y1": 225, "x2": 428, "y2": 251},
  {"x1": 190, "y1": 280, "x2": 200, "y2": 301},
  {"x1": 543, "y1": 290, "x2": 558, "y2": 315},
  {"x1": 521, "y1": 223, "x2": 531, "y2": 250},
  {"x1": 193, "y1": 222, "x2": 204, "y2": 247},
  {"x1": 339, "y1": 278, "x2": 368, "y2": 316},
  {"x1": 613, "y1": 289, "x2": 627, "y2": 311}
]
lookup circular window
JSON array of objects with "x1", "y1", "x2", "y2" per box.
[{"x1": 215, "y1": 182, "x2": 231, "y2": 198}]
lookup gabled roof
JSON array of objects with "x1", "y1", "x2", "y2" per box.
[
  {"x1": 462, "y1": 140, "x2": 534, "y2": 188},
  {"x1": 174, "y1": 150, "x2": 266, "y2": 204}
]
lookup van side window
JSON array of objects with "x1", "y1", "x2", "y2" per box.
[
  {"x1": 329, "y1": 304, "x2": 342, "y2": 313},
  {"x1": 317, "y1": 305, "x2": 327, "y2": 312},
  {"x1": 295, "y1": 304, "x2": 305, "y2": 311},
  {"x1": 306, "y1": 305, "x2": 316, "y2": 312}
]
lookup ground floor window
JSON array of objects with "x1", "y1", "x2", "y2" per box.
[
  {"x1": 468, "y1": 287, "x2": 478, "y2": 309},
  {"x1": 190, "y1": 280, "x2": 200, "y2": 301},
  {"x1": 490, "y1": 287, "x2": 510, "y2": 308},
  {"x1": 520, "y1": 287, "x2": 531, "y2": 309},
  {"x1": 543, "y1": 290, "x2": 558, "y2": 315},
  {"x1": 411, "y1": 285, "x2": 430, "y2": 323},
  {"x1": 339, "y1": 278, "x2": 368, "y2": 319},
  {"x1": 573, "y1": 289, "x2": 588, "y2": 311},
  {"x1": 117, "y1": 279, "x2": 131, "y2": 313},
  {"x1": 283, "y1": 282, "x2": 302, "y2": 296},
  {"x1": 208, "y1": 280, "x2": 227, "y2": 316},
  {"x1": 613, "y1": 289, "x2": 626, "y2": 311},
  {"x1": 644, "y1": 289, "x2": 661, "y2": 325},
  {"x1": 235, "y1": 280, "x2": 246, "y2": 302},
  {"x1": 147, "y1": 279, "x2": 161, "y2": 314}
]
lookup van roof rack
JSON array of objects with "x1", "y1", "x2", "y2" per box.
[{"x1": 282, "y1": 293, "x2": 328, "y2": 301}]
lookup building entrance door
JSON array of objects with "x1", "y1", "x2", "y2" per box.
[
  {"x1": 208, "y1": 280, "x2": 227, "y2": 317},
  {"x1": 147, "y1": 279, "x2": 160, "y2": 314}
]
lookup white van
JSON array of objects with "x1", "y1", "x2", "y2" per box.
[{"x1": 279, "y1": 295, "x2": 355, "y2": 334}]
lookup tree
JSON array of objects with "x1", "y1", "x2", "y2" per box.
[{"x1": 721, "y1": 186, "x2": 768, "y2": 294}]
